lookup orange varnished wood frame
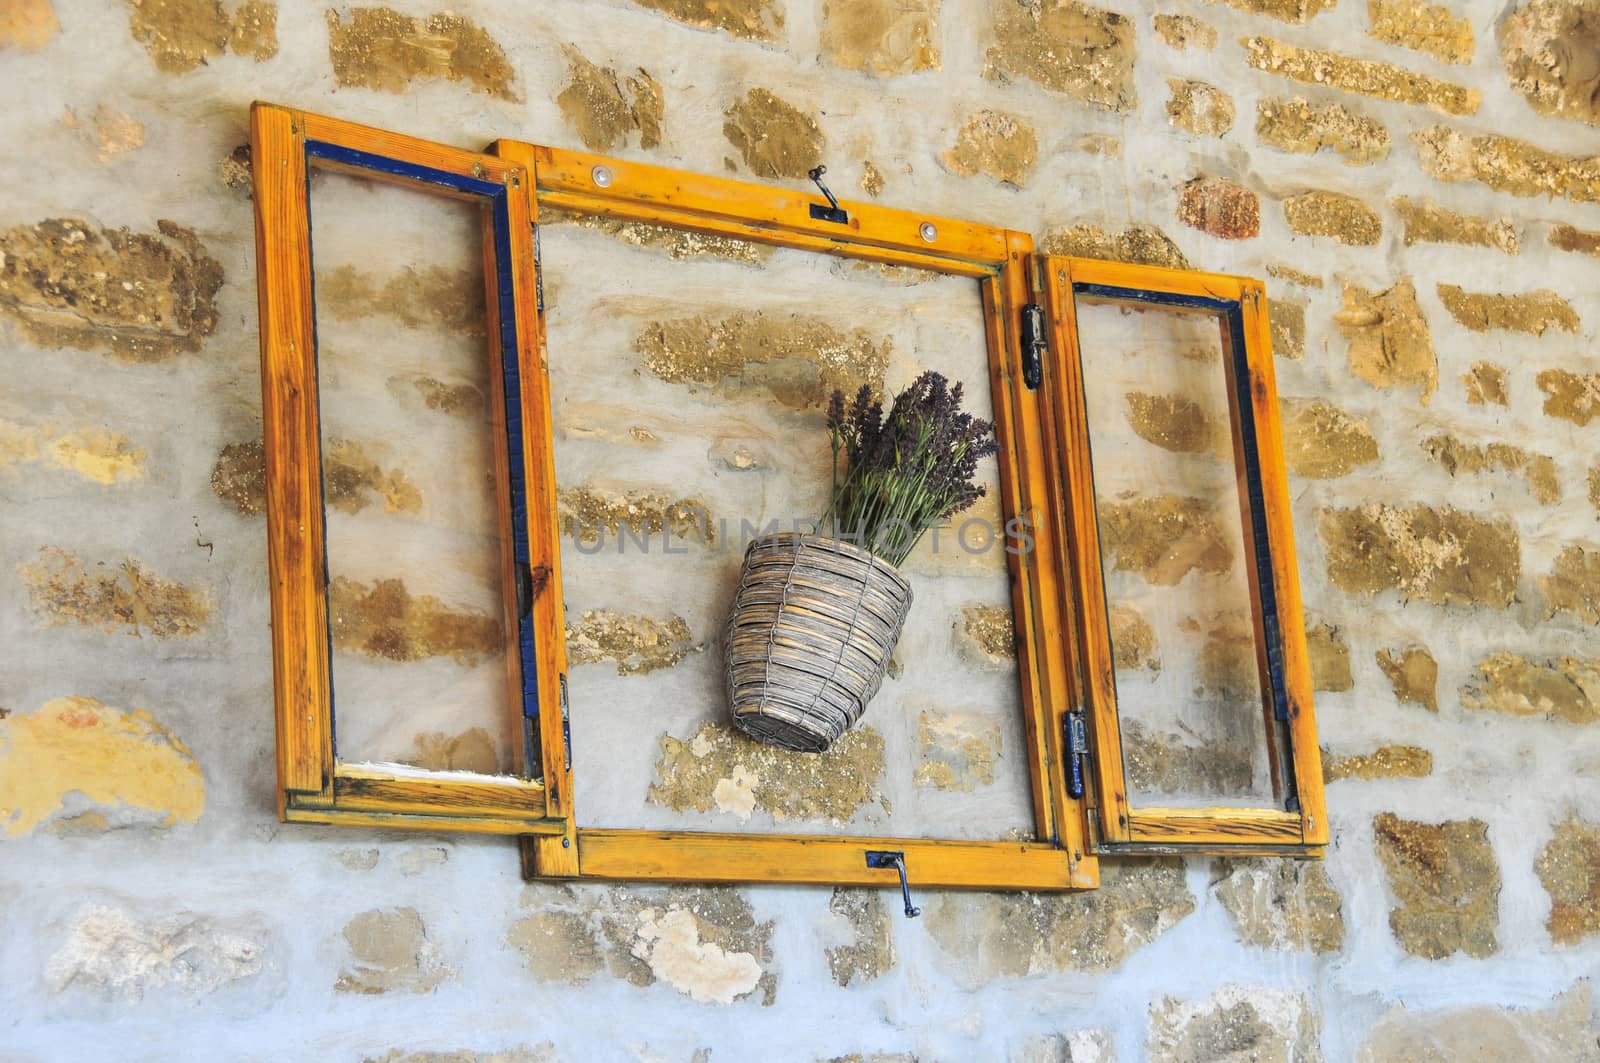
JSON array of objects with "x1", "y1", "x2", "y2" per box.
[
  {"x1": 490, "y1": 138, "x2": 1098, "y2": 890},
  {"x1": 254, "y1": 100, "x2": 1328, "y2": 884},
  {"x1": 251, "y1": 103, "x2": 567, "y2": 836},
  {"x1": 1039, "y1": 256, "x2": 1327, "y2": 856}
]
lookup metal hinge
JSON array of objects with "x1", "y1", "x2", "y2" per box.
[
  {"x1": 1020, "y1": 303, "x2": 1045, "y2": 390},
  {"x1": 1063, "y1": 710, "x2": 1089, "y2": 799},
  {"x1": 559, "y1": 673, "x2": 572, "y2": 772}
]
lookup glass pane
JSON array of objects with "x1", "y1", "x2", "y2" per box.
[
  {"x1": 1074, "y1": 295, "x2": 1282, "y2": 809},
  {"x1": 539, "y1": 210, "x2": 1035, "y2": 840},
  {"x1": 309, "y1": 166, "x2": 522, "y2": 779}
]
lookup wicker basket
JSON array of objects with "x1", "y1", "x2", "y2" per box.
[{"x1": 726, "y1": 532, "x2": 914, "y2": 753}]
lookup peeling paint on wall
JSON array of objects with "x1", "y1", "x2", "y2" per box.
[
  {"x1": 0, "y1": 420, "x2": 145, "y2": 483},
  {"x1": 0, "y1": 696, "x2": 204, "y2": 838}
]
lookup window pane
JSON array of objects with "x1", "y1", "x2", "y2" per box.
[
  {"x1": 309, "y1": 167, "x2": 522, "y2": 779},
  {"x1": 539, "y1": 211, "x2": 1036, "y2": 840},
  {"x1": 1074, "y1": 295, "x2": 1283, "y2": 810}
]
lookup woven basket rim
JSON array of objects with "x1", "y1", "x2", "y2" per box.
[{"x1": 744, "y1": 531, "x2": 913, "y2": 596}]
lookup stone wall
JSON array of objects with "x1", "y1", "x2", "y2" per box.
[{"x1": 3, "y1": 0, "x2": 1600, "y2": 1059}]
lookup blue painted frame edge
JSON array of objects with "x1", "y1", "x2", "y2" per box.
[
  {"x1": 1070, "y1": 280, "x2": 1293, "y2": 746},
  {"x1": 303, "y1": 139, "x2": 543, "y2": 746}
]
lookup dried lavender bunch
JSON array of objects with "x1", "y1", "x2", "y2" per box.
[{"x1": 822, "y1": 371, "x2": 1000, "y2": 567}]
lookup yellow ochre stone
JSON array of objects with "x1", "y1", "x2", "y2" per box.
[
  {"x1": 1412, "y1": 125, "x2": 1600, "y2": 205},
  {"x1": 1542, "y1": 545, "x2": 1600, "y2": 623},
  {"x1": 1256, "y1": 97, "x2": 1390, "y2": 165},
  {"x1": 940, "y1": 109, "x2": 1038, "y2": 187},
  {"x1": 127, "y1": 0, "x2": 277, "y2": 73},
  {"x1": 1126, "y1": 391, "x2": 1221, "y2": 454},
  {"x1": 723, "y1": 89, "x2": 823, "y2": 179},
  {"x1": 1110, "y1": 605, "x2": 1160, "y2": 672},
  {"x1": 319, "y1": 263, "x2": 485, "y2": 334},
  {"x1": 1367, "y1": 0, "x2": 1475, "y2": 64},
  {"x1": 1377, "y1": 646, "x2": 1440, "y2": 712},
  {"x1": 1207, "y1": 0, "x2": 1334, "y2": 22},
  {"x1": 1154, "y1": 13, "x2": 1217, "y2": 50},
  {"x1": 821, "y1": 0, "x2": 938, "y2": 76},
  {"x1": 1319, "y1": 504, "x2": 1519, "y2": 607},
  {"x1": 0, "y1": 0, "x2": 58, "y2": 52},
  {"x1": 556, "y1": 46, "x2": 663, "y2": 153},
  {"x1": 1501, "y1": 0, "x2": 1600, "y2": 127},
  {"x1": 1337, "y1": 278, "x2": 1437, "y2": 402},
  {"x1": 558, "y1": 485, "x2": 716, "y2": 545},
  {"x1": 0, "y1": 217, "x2": 223, "y2": 362},
  {"x1": 628, "y1": 0, "x2": 783, "y2": 41},
  {"x1": 1279, "y1": 399, "x2": 1379, "y2": 479},
  {"x1": 634, "y1": 309, "x2": 889, "y2": 410},
  {"x1": 0, "y1": 421, "x2": 144, "y2": 484},
  {"x1": 1166, "y1": 79, "x2": 1235, "y2": 137},
  {"x1": 1306, "y1": 620, "x2": 1354, "y2": 692},
  {"x1": 1462, "y1": 653, "x2": 1600, "y2": 724},
  {"x1": 1243, "y1": 36, "x2": 1480, "y2": 116},
  {"x1": 958, "y1": 603, "x2": 1014, "y2": 664},
  {"x1": 984, "y1": 0, "x2": 1137, "y2": 112},
  {"x1": 1373, "y1": 813, "x2": 1500, "y2": 958},
  {"x1": 1097, "y1": 494, "x2": 1235, "y2": 586},
  {"x1": 542, "y1": 207, "x2": 771, "y2": 265},
  {"x1": 1436, "y1": 284, "x2": 1579, "y2": 335},
  {"x1": 1465, "y1": 362, "x2": 1510, "y2": 406},
  {"x1": 1393, "y1": 198, "x2": 1519, "y2": 254},
  {"x1": 1038, "y1": 223, "x2": 1192, "y2": 269},
  {"x1": 1537, "y1": 369, "x2": 1600, "y2": 425},
  {"x1": 1283, "y1": 190, "x2": 1382, "y2": 245},
  {"x1": 327, "y1": 576, "x2": 501, "y2": 666},
  {"x1": 325, "y1": 7, "x2": 518, "y2": 99},
  {"x1": 1537, "y1": 818, "x2": 1600, "y2": 944},
  {"x1": 1422, "y1": 434, "x2": 1561, "y2": 505},
  {"x1": 1323, "y1": 744, "x2": 1433, "y2": 782}
]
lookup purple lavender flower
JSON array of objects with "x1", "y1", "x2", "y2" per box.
[{"x1": 821, "y1": 371, "x2": 1001, "y2": 566}]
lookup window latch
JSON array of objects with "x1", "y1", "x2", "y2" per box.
[
  {"x1": 865, "y1": 850, "x2": 920, "y2": 918},
  {"x1": 1063, "y1": 711, "x2": 1089, "y2": 799},
  {"x1": 807, "y1": 165, "x2": 849, "y2": 226},
  {"x1": 1020, "y1": 303, "x2": 1045, "y2": 390}
]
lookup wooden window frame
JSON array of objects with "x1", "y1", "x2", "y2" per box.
[
  {"x1": 494, "y1": 139, "x2": 1098, "y2": 890},
  {"x1": 251, "y1": 103, "x2": 570, "y2": 836},
  {"x1": 1039, "y1": 256, "x2": 1328, "y2": 856},
  {"x1": 253, "y1": 101, "x2": 1329, "y2": 885}
]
